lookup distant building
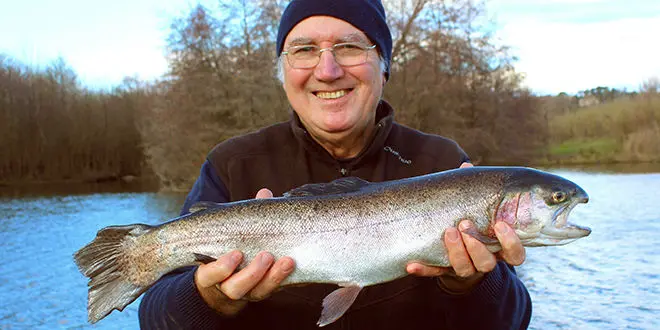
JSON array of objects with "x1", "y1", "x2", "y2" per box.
[{"x1": 578, "y1": 95, "x2": 600, "y2": 108}]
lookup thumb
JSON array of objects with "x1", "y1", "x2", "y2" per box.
[{"x1": 255, "y1": 188, "x2": 273, "y2": 199}]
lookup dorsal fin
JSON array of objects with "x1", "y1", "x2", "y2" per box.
[
  {"x1": 284, "y1": 177, "x2": 372, "y2": 197},
  {"x1": 189, "y1": 201, "x2": 225, "y2": 213}
]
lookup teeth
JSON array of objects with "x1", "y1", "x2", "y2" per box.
[{"x1": 316, "y1": 90, "x2": 347, "y2": 99}]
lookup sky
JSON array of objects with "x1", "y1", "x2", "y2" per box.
[
  {"x1": 1, "y1": 0, "x2": 659, "y2": 95},
  {"x1": 486, "y1": 0, "x2": 660, "y2": 94}
]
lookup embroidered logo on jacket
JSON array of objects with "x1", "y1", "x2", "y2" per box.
[{"x1": 384, "y1": 146, "x2": 412, "y2": 165}]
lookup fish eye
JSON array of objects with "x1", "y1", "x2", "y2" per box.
[{"x1": 551, "y1": 191, "x2": 567, "y2": 203}]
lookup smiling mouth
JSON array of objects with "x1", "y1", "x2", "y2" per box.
[{"x1": 314, "y1": 89, "x2": 352, "y2": 100}]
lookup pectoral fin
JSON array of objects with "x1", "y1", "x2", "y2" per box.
[
  {"x1": 193, "y1": 253, "x2": 217, "y2": 264},
  {"x1": 317, "y1": 284, "x2": 362, "y2": 327},
  {"x1": 459, "y1": 227, "x2": 499, "y2": 245}
]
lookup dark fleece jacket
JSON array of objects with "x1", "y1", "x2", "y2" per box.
[{"x1": 138, "y1": 101, "x2": 532, "y2": 330}]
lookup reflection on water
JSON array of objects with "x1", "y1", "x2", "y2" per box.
[{"x1": 0, "y1": 167, "x2": 659, "y2": 329}]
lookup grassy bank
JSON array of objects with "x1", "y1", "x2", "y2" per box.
[{"x1": 539, "y1": 94, "x2": 660, "y2": 165}]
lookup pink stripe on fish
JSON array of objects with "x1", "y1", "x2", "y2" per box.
[
  {"x1": 496, "y1": 192, "x2": 520, "y2": 226},
  {"x1": 516, "y1": 191, "x2": 533, "y2": 228}
]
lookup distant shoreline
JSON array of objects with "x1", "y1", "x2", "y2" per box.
[
  {"x1": 3, "y1": 161, "x2": 660, "y2": 189},
  {"x1": 0, "y1": 175, "x2": 162, "y2": 197},
  {"x1": 0, "y1": 174, "x2": 158, "y2": 186}
]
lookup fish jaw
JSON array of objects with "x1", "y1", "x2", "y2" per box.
[{"x1": 521, "y1": 191, "x2": 591, "y2": 246}]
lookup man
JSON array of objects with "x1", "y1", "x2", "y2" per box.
[{"x1": 139, "y1": 0, "x2": 531, "y2": 328}]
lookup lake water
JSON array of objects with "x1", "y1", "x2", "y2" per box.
[{"x1": 1, "y1": 166, "x2": 659, "y2": 329}]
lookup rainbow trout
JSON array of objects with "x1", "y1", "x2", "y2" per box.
[{"x1": 74, "y1": 166, "x2": 591, "y2": 326}]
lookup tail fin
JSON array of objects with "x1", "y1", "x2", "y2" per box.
[{"x1": 74, "y1": 224, "x2": 153, "y2": 323}]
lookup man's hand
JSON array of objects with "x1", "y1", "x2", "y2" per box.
[
  {"x1": 194, "y1": 188, "x2": 296, "y2": 316},
  {"x1": 406, "y1": 162, "x2": 527, "y2": 293}
]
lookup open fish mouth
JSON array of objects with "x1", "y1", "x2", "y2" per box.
[{"x1": 538, "y1": 196, "x2": 591, "y2": 245}]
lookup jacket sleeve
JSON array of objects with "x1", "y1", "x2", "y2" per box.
[
  {"x1": 179, "y1": 160, "x2": 230, "y2": 215},
  {"x1": 138, "y1": 160, "x2": 235, "y2": 329},
  {"x1": 434, "y1": 261, "x2": 532, "y2": 330}
]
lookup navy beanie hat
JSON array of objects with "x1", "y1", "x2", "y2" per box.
[{"x1": 276, "y1": 0, "x2": 393, "y2": 80}]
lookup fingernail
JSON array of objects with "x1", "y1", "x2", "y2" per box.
[
  {"x1": 281, "y1": 258, "x2": 294, "y2": 273},
  {"x1": 459, "y1": 221, "x2": 471, "y2": 231},
  {"x1": 260, "y1": 252, "x2": 274, "y2": 267},
  {"x1": 230, "y1": 251, "x2": 242, "y2": 264},
  {"x1": 496, "y1": 222, "x2": 509, "y2": 234},
  {"x1": 446, "y1": 228, "x2": 459, "y2": 242}
]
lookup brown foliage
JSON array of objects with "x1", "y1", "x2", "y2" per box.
[
  {"x1": 138, "y1": 0, "x2": 544, "y2": 190},
  {"x1": 0, "y1": 56, "x2": 146, "y2": 183},
  {"x1": 1, "y1": 0, "x2": 546, "y2": 188},
  {"x1": 138, "y1": 3, "x2": 289, "y2": 191},
  {"x1": 546, "y1": 92, "x2": 660, "y2": 163},
  {"x1": 383, "y1": 0, "x2": 544, "y2": 164},
  {"x1": 623, "y1": 124, "x2": 660, "y2": 161}
]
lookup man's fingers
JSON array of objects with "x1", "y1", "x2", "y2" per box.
[
  {"x1": 494, "y1": 222, "x2": 526, "y2": 266},
  {"x1": 196, "y1": 250, "x2": 243, "y2": 289},
  {"x1": 247, "y1": 257, "x2": 296, "y2": 300},
  {"x1": 256, "y1": 188, "x2": 273, "y2": 199},
  {"x1": 444, "y1": 226, "x2": 477, "y2": 277},
  {"x1": 459, "y1": 221, "x2": 497, "y2": 273},
  {"x1": 219, "y1": 251, "x2": 274, "y2": 300}
]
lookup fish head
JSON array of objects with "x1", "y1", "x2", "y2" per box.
[{"x1": 496, "y1": 168, "x2": 591, "y2": 246}]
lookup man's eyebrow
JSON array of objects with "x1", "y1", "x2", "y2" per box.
[
  {"x1": 286, "y1": 33, "x2": 370, "y2": 47},
  {"x1": 337, "y1": 33, "x2": 370, "y2": 44},
  {"x1": 287, "y1": 37, "x2": 315, "y2": 46}
]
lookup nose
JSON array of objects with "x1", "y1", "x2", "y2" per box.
[{"x1": 314, "y1": 50, "x2": 344, "y2": 81}]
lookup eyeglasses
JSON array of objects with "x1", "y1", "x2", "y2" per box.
[{"x1": 281, "y1": 42, "x2": 377, "y2": 69}]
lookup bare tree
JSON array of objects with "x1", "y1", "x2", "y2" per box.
[{"x1": 0, "y1": 56, "x2": 146, "y2": 183}]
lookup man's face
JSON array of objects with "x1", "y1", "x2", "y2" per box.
[{"x1": 281, "y1": 16, "x2": 386, "y2": 141}]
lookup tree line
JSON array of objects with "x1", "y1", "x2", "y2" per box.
[
  {"x1": 2, "y1": 0, "x2": 654, "y2": 191},
  {"x1": 0, "y1": 56, "x2": 145, "y2": 183}
]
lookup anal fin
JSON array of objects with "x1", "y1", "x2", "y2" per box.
[{"x1": 317, "y1": 284, "x2": 362, "y2": 327}]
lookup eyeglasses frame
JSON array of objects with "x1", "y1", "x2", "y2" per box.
[{"x1": 281, "y1": 43, "x2": 377, "y2": 69}]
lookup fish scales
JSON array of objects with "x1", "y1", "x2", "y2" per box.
[
  {"x1": 150, "y1": 171, "x2": 505, "y2": 285},
  {"x1": 74, "y1": 167, "x2": 591, "y2": 326}
]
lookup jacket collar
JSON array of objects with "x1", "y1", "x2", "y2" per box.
[{"x1": 290, "y1": 100, "x2": 394, "y2": 167}]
